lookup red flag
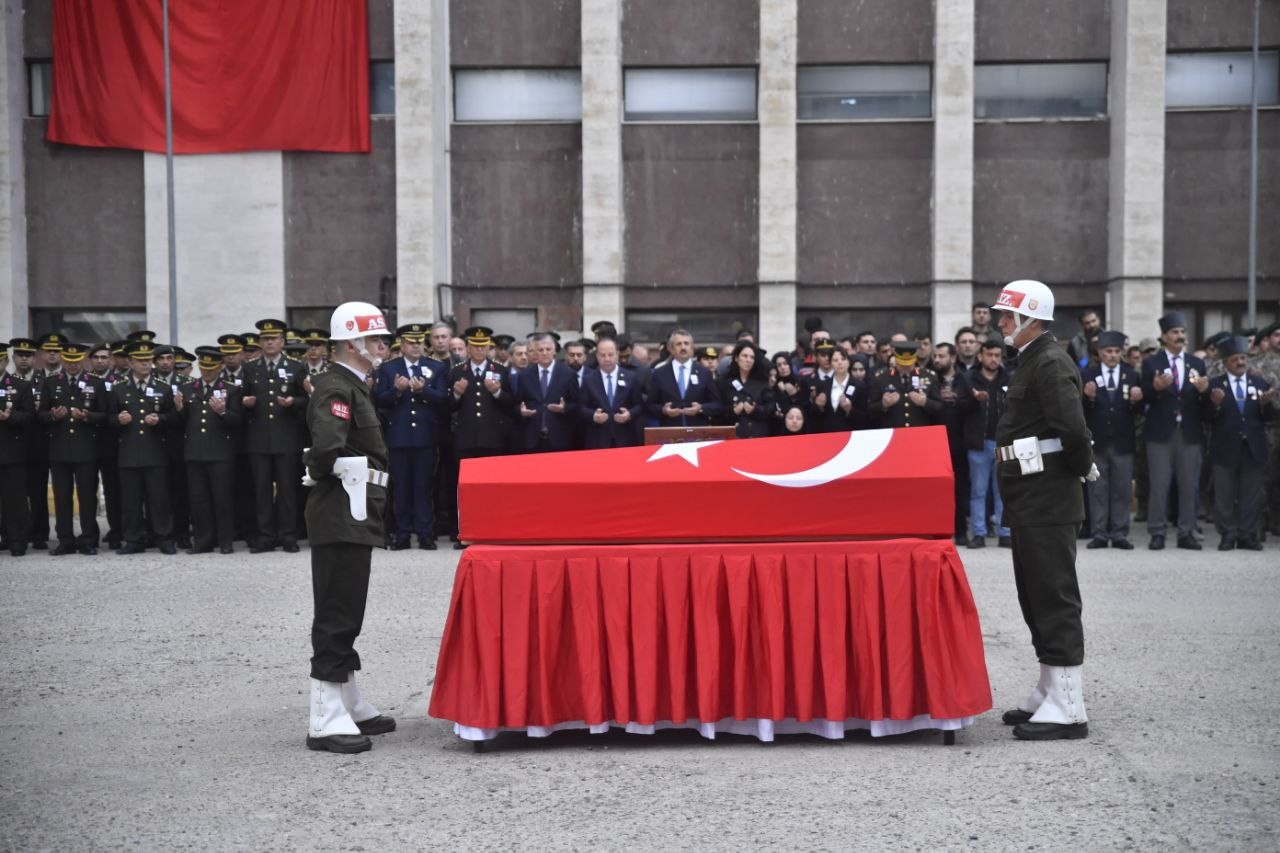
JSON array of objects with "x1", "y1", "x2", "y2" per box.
[
  {"x1": 47, "y1": 0, "x2": 370, "y2": 154},
  {"x1": 459, "y1": 427, "x2": 955, "y2": 544}
]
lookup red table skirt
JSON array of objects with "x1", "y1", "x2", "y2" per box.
[{"x1": 428, "y1": 539, "x2": 992, "y2": 740}]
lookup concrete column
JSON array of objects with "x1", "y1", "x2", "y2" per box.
[
  {"x1": 757, "y1": 0, "x2": 798, "y2": 357},
  {"x1": 581, "y1": 0, "x2": 625, "y2": 332},
  {"x1": 0, "y1": 0, "x2": 28, "y2": 340},
  {"x1": 932, "y1": 0, "x2": 975, "y2": 343},
  {"x1": 394, "y1": 0, "x2": 445, "y2": 324},
  {"x1": 1108, "y1": 0, "x2": 1166, "y2": 340},
  {"x1": 144, "y1": 153, "x2": 286, "y2": 346}
]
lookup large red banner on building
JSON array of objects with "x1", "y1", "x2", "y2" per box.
[
  {"x1": 459, "y1": 427, "x2": 955, "y2": 544},
  {"x1": 47, "y1": 0, "x2": 370, "y2": 154}
]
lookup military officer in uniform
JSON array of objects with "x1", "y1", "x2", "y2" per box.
[
  {"x1": 153, "y1": 345, "x2": 191, "y2": 548},
  {"x1": 303, "y1": 301, "x2": 396, "y2": 754},
  {"x1": 1205, "y1": 336, "x2": 1276, "y2": 550},
  {"x1": 869, "y1": 340, "x2": 943, "y2": 428},
  {"x1": 10, "y1": 337, "x2": 50, "y2": 549},
  {"x1": 449, "y1": 327, "x2": 514, "y2": 547},
  {"x1": 218, "y1": 334, "x2": 259, "y2": 547},
  {"x1": 301, "y1": 329, "x2": 331, "y2": 382},
  {"x1": 0, "y1": 343, "x2": 34, "y2": 556},
  {"x1": 110, "y1": 341, "x2": 178, "y2": 555},
  {"x1": 1250, "y1": 320, "x2": 1280, "y2": 537},
  {"x1": 177, "y1": 346, "x2": 244, "y2": 554},
  {"x1": 374, "y1": 323, "x2": 448, "y2": 550},
  {"x1": 990, "y1": 280, "x2": 1095, "y2": 741},
  {"x1": 89, "y1": 343, "x2": 124, "y2": 548},
  {"x1": 242, "y1": 319, "x2": 308, "y2": 553},
  {"x1": 1081, "y1": 330, "x2": 1144, "y2": 549},
  {"x1": 38, "y1": 343, "x2": 106, "y2": 555}
]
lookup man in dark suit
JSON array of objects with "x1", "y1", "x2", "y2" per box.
[
  {"x1": 578, "y1": 337, "x2": 642, "y2": 449},
  {"x1": 1081, "y1": 330, "x2": 1144, "y2": 549},
  {"x1": 449, "y1": 327, "x2": 515, "y2": 546},
  {"x1": 110, "y1": 341, "x2": 178, "y2": 555},
  {"x1": 1205, "y1": 336, "x2": 1276, "y2": 550},
  {"x1": 38, "y1": 343, "x2": 107, "y2": 555},
  {"x1": 1140, "y1": 311, "x2": 1210, "y2": 550},
  {"x1": 0, "y1": 343, "x2": 34, "y2": 556},
  {"x1": 242, "y1": 319, "x2": 309, "y2": 553},
  {"x1": 515, "y1": 331, "x2": 578, "y2": 452},
  {"x1": 645, "y1": 328, "x2": 721, "y2": 427},
  {"x1": 373, "y1": 323, "x2": 448, "y2": 550},
  {"x1": 177, "y1": 347, "x2": 244, "y2": 554}
]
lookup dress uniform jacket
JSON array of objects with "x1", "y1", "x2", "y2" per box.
[
  {"x1": 995, "y1": 333, "x2": 1094, "y2": 527},
  {"x1": 513, "y1": 362, "x2": 578, "y2": 451},
  {"x1": 869, "y1": 366, "x2": 944, "y2": 428},
  {"x1": 1204, "y1": 373, "x2": 1274, "y2": 468},
  {"x1": 180, "y1": 377, "x2": 244, "y2": 461},
  {"x1": 373, "y1": 356, "x2": 449, "y2": 448},
  {"x1": 38, "y1": 371, "x2": 107, "y2": 462},
  {"x1": 1140, "y1": 350, "x2": 1209, "y2": 445},
  {"x1": 0, "y1": 374, "x2": 32, "y2": 461},
  {"x1": 243, "y1": 356, "x2": 308, "y2": 453},
  {"x1": 1081, "y1": 363, "x2": 1143, "y2": 455},
  {"x1": 304, "y1": 365, "x2": 389, "y2": 548},
  {"x1": 645, "y1": 359, "x2": 723, "y2": 427},
  {"x1": 578, "y1": 366, "x2": 644, "y2": 448},
  {"x1": 110, "y1": 377, "x2": 178, "y2": 467},
  {"x1": 449, "y1": 360, "x2": 515, "y2": 453}
]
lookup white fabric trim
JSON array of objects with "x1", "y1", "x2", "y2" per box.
[{"x1": 452, "y1": 714, "x2": 976, "y2": 743}]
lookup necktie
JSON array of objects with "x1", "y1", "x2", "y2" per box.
[
  {"x1": 677, "y1": 363, "x2": 687, "y2": 396},
  {"x1": 1236, "y1": 378, "x2": 1246, "y2": 414},
  {"x1": 606, "y1": 372, "x2": 615, "y2": 409},
  {"x1": 1171, "y1": 357, "x2": 1180, "y2": 391},
  {"x1": 1107, "y1": 369, "x2": 1115, "y2": 390},
  {"x1": 540, "y1": 368, "x2": 549, "y2": 396}
]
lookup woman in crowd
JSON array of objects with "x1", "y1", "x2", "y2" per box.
[
  {"x1": 782, "y1": 405, "x2": 807, "y2": 435},
  {"x1": 718, "y1": 341, "x2": 772, "y2": 438},
  {"x1": 770, "y1": 352, "x2": 804, "y2": 434},
  {"x1": 808, "y1": 347, "x2": 868, "y2": 432}
]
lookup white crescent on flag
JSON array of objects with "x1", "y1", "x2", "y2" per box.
[{"x1": 730, "y1": 429, "x2": 894, "y2": 488}]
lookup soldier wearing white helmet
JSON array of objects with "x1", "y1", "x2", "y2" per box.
[
  {"x1": 990, "y1": 280, "x2": 1098, "y2": 741},
  {"x1": 302, "y1": 301, "x2": 396, "y2": 754}
]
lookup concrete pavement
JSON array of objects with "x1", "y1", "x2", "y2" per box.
[{"x1": 1, "y1": 531, "x2": 1277, "y2": 850}]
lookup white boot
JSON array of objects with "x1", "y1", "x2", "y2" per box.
[
  {"x1": 309, "y1": 678, "x2": 361, "y2": 738},
  {"x1": 1027, "y1": 665, "x2": 1088, "y2": 725},
  {"x1": 340, "y1": 672, "x2": 381, "y2": 723},
  {"x1": 1018, "y1": 663, "x2": 1054, "y2": 713}
]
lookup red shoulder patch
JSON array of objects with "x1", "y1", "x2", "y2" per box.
[{"x1": 330, "y1": 401, "x2": 351, "y2": 420}]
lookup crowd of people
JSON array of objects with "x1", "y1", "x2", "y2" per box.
[{"x1": 1, "y1": 304, "x2": 1277, "y2": 558}]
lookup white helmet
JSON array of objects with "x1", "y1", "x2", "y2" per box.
[
  {"x1": 329, "y1": 301, "x2": 388, "y2": 341},
  {"x1": 991, "y1": 279, "x2": 1055, "y2": 321}
]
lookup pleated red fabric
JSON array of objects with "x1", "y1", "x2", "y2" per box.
[{"x1": 428, "y1": 540, "x2": 992, "y2": 729}]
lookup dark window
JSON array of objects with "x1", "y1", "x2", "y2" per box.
[
  {"x1": 975, "y1": 62, "x2": 1108, "y2": 119},
  {"x1": 798, "y1": 65, "x2": 932, "y2": 121},
  {"x1": 371, "y1": 61, "x2": 395, "y2": 116},
  {"x1": 626, "y1": 310, "x2": 758, "y2": 347},
  {"x1": 29, "y1": 309, "x2": 146, "y2": 344},
  {"x1": 29, "y1": 60, "x2": 52, "y2": 118}
]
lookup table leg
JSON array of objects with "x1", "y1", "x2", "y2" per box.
[{"x1": 943, "y1": 730, "x2": 956, "y2": 746}]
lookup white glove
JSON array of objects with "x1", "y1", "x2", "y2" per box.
[
  {"x1": 1082, "y1": 463, "x2": 1100, "y2": 483},
  {"x1": 301, "y1": 471, "x2": 318, "y2": 487}
]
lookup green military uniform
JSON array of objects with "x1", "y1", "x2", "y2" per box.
[
  {"x1": 180, "y1": 368, "x2": 244, "y2": 553},
  {"x1": 243, "y1": 338, "x2": 308, "y2": 551},
  {"x1": 110, "y1": 367, "x2": 178, "y2": 553},
  {"x1": 997, "y1": 332, "x2": 1094, "y2": 667},
  {"x1": 1249, "y1": 333, "x2": 1280, "y2": 537},
  {"x1": 869, "y1": 364, "x2": 944, "y2": 428},
  {"x1": 39, "y1": 359, "x2": 107, "y2": 554},
  {"x1": 0, "y1": 368, "x2": 34, "y2": 555},
  {"x1": 304, "y1": 362, "x2": 389, "y2": 682}
]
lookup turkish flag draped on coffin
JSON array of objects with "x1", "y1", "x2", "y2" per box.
[
  {"x1": 459, "y1": 426, "x2": 955, "y2": 543},
  {"x1": 47, "y1": 0, "x2": 370, "y2": 154}
]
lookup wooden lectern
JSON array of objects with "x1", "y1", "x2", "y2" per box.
[{"x1": 642, "y1": 426, "x2": 737, "y2": 446}]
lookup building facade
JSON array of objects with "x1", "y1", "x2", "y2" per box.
[{"x1": 1, "y1": 0, "x2": 1277, "y2": 356}]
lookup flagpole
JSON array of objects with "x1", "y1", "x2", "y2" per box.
[
  {"x1": 1246, "y1": 0, "x2": 1259, "y2": 327},
  {"x1": 163, "y1": 0, "x2": 178, "y2": 343}
]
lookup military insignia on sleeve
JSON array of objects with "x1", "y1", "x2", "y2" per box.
[{"x1": 330, "y1": 401, "x2": 351, "y2": 420}]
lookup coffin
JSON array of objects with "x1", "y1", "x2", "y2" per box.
[{"x1": 458, "y1": 426, "x2": 954, "y2": 544}]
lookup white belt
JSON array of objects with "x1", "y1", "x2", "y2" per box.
[
  {"x1": 367, "y1": 468, "x2": 389, "y2": 488},
  {"x1": 996, "y1": 437, "x2": 1062, "y2": 462}
]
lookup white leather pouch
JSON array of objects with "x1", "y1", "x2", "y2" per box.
[
  {"x1": 332, "y1": 456, "x2": 369, "y2": 521},
  {"x1": 1012, "y1": 436, "x2": 1044, "y2": 476}
]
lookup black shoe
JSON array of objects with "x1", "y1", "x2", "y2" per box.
[
  {"x1": 1237, "y1": 538, "x2": 1263, "y2": 551},
  {"x1": 78, "y1": 546, "x2": 97, "y2": 556},
  {"x1": 1218, "y1": 537, "x2": 1236, "y2": 552},
  {"x1": 50, "y1": 543, "x2": 78, "y2": 556},
  {"x1": 998, "y1": 536, "x2": 1013, "y2": 548},
  {"x1": 1177, "y1": 536, "x2": 1202, "y2": 551},
  {"x1": 1086, "y1": 538, "x2": 1109, "y2": 550},
  {"x1": 176, "y1": 537, "x2": 192, "y2": 549},
  {"x1": 453, "y1": 541, "x2": 467, "y2": 550},
  {"x1": 158, "y1": 542, "x2": 177, "y2": 555},
  {"x1": 968, "y1": 537, "x2": 985, "y2": 549},
  {"x1": 1013, "y1": 721, "x2": 1088, "y2": 741},
  {"x1": 219, "y1": 546, "x2": 235, "y2": 555},
  {"x1": 105, "y1": 537, "x2": 122, "y2": 550},
  {"x1": 118, "y1": 544, "x2": 145, "y2": 555},
  {"x1": 449, "y1": 534, "x2": 460, "y2": 543},
  {"x1": 10, "y1": 548, "x2": 26, "y2": 557},
  {"x1": 1112, "y1": 539, "x2": 1134, "y2": 550},
  {"x1": 282, "y1": 542, "x2": 300, "y2": 553},
  {"x1": 250, "y1": 543, "x2": 276, "y2": 554},
  {"x1": 953, "y1": 534, "x2": 968, "y2": 545},
  {"x1": 418, "y1": 539, "x2": 437, "y2": 550},
  {"x1": 356, "y1": 715, "x2": 397, "y2": 736},
  {"x1": 389, "y1": 539, "x2": 411, "y2": 551},
  {"x1": 31, "y1": 540, "x2": 48, "y2": 551},
  {"x1": 1001, "y1": 708, "x2": 1033, "y2": 726},
  {"x1": 1134, "y1": 511, "x2": 1148, "y2": 522},
  {"x1": 1149, "y1": 535, "x2": 1165, "y2": 551},
  {"x1": 187, "y1": 547, "x2": 214, "y2": 555},
  {"x1": 305, "y1": 734, "x2": 372, "y2": 754}
]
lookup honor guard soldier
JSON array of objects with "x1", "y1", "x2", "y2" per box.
[
  {"x1": 39, "y1": 343, "x2": 106, "y2": 555},
  {"x1": 374, "y1": 323, "x2": 448, "y2": 550},
  {"x1": 1081, "y1": 330, "x2": 1144, "y2": 549},
  {"x1": 515, "y1": 331, "x2": 579, "y2": 452},
  {"x1": 0, "y1": 343, "x2": 34, "y2": 556},
  {"x1": 303, "y1": 301, "x2": 396, "y2": 754},
  {"x1": 153, "y1": 345, "x2": 192, "y2": 548},
  {"x1": 1140, "y1": 311, "x2": 1210, "y2": 550},
  {"x1": 449, "y1": 327, "x2": 515, "y2": 546},
  {"x1": 579, "y1": 336, "x2": 643, "y2": 448},
  {"x1": 10, "y1": 337, "x2": 50, "y2": 549},
  {"x1": 990, "y1": 280, "x2": 1096, "y2": 741},
  {"x1": 1205, "y1": 336, "x2": 1276, "y2": 550},
  {"x1": 869, "y1": 340, "x2": 943, "y2": 428},
  {"x1": 177, "y1": 347, "x2": 244, "y2": 554},
  {"x1": 90, "y1": 343, "x2": 125, "y2": 548},
  {"x1": 242, "y1": 319, "x2": 308, "y2": 553},
  {"x1": 645, "y1": 328, "x2": 722, "y2": 427},
  {"x1": 111, "y1": 341, "x2": 178, "y2": 555}
]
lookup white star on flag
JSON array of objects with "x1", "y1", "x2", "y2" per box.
[{"x1": 646, "y1": 440, "x2": 724, "y2": 467}]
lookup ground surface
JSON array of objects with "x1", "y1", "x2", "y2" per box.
[{"x1": 1, "y1": 530, "x2": 1277, "y2": 851}]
